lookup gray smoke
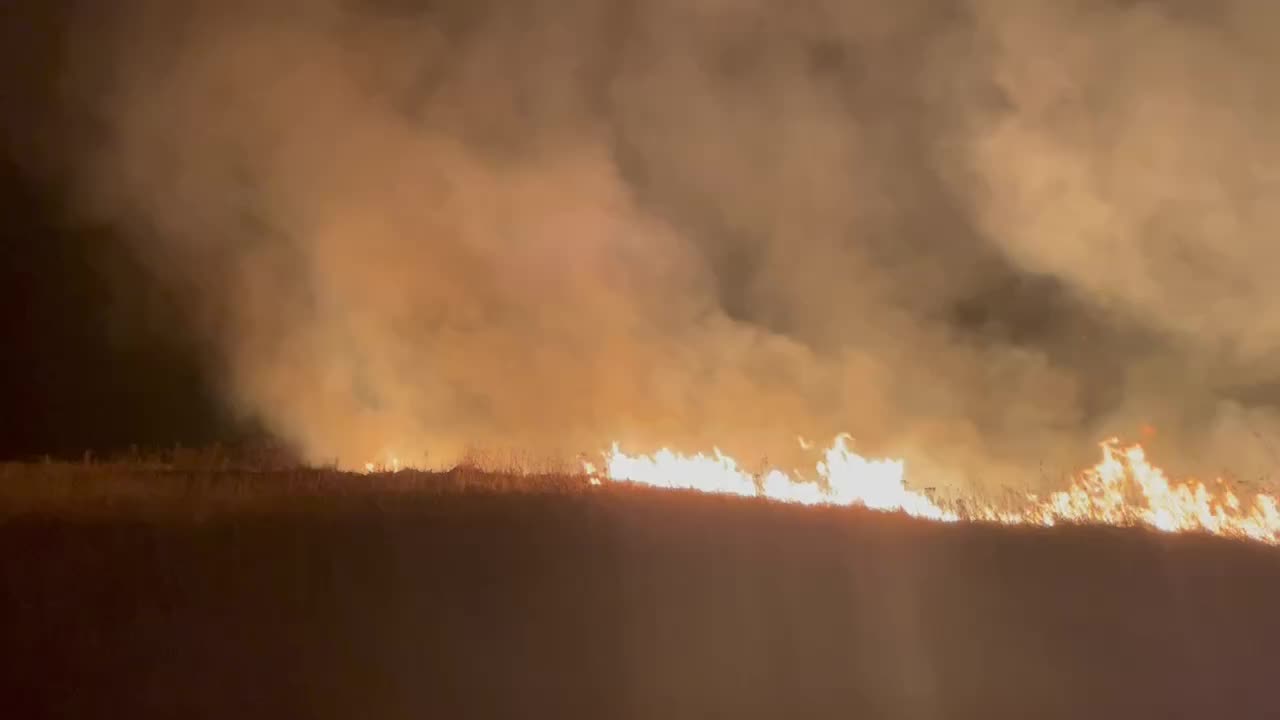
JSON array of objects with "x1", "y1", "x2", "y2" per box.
[{"x1": 56, "y1": 0, "x2": 1280, "y2": 489}]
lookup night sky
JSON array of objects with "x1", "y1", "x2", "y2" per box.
[
  {"x1": 0, "y1": 1, "x2": 239, "y2": 458},
  {"x1": 0, "y1": 162, "x2": 240, "y2": 458}
]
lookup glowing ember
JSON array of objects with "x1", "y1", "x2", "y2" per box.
[{"x1": 589, "y1": 436, "x2": 1280, "y2": 545}]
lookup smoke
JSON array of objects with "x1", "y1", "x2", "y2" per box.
[{"x1": 52, "y1": 0, "x2": 1280, "y2": 487}]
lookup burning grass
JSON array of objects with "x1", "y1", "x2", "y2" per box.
[{"x1": 4, "y1": 437, "x2": 1278, "y2": 549}]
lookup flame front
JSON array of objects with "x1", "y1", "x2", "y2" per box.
[
  {"x1": 601, "y1": 435, "x2": 955, "y2": 521},
  {"x1": 592, "y1": 436, "x2": 1280, "y2": 545},
  {"x1": 1023, "y1": 442, "x2": 1280, "y2": 545}
]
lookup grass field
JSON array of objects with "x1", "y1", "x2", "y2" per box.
[{"x1": 2, "y1": 461, "x2": 1279, "y2": 719}]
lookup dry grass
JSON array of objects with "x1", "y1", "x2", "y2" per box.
[
  {"x1": 0, "y1": 456, "x2": 994, "y2": 531},
  {"x1": 0, "y1": 447, "x2": 1266, "y2": 553},
  {"x1": 0, "y1": 458, "x2": 599, "y2": 520}
]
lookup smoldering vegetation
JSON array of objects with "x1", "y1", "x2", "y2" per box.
[
  {"x1": 20, "y1": 0, "x2": 1278, "y2": 493},
  {"x1": 2, "y1": 464, "x2": 1278, "y2": 719}
]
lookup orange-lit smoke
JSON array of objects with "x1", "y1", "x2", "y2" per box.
[{"x1": 45, "y1": 0, "x2": 1280, "y2": 496}]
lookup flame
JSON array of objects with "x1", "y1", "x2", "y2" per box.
[
  {"x1": 1019, "y1": 441, "x2": 1280, "y2": 544},
  {"x1": 600, "y1": 435, "x2": 955, "y2": 521},
  {"x1": 364, "y1": 456, "x2": 402, "y2": 474},
  {"x1": 359, "y1": 432, "x2": 1279, "y2": 545},
  {"x1": 589, "y1": 436, "x2": 1280, "y2": 545}
]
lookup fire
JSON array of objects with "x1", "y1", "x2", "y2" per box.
[
  {"x1": 1022, "y1": 441, "x2": 1280, "y2": 544},
  {"x1": 360, "y1": 432, "x2": 1280, "y2": 545},
  {"x1": 599, "y1": 435, "x2": 955, "y2": 521},
  {"x1": 590, "y1": 436, "x2": 1280, "y2": 545},
  {"x1": 364, "y1": 456, "x2": 402, "y2": 474}
]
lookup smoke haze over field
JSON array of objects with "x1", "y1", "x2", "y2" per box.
[{"x1": 47, "y1": 0, "x2": 1280, "y2": 487}]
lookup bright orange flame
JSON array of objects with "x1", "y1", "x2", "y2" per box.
[
  {"x1": 1020, "y1": 440, "x2": 1280, "y2": 544},
  {"x1": 590, "y1": 436, "x2": 1280, "y2": 545},
  {"x1": 600, "y1": 435, "x2": 956, "y2": 521},
  {"x1": 360, "y1": 434, "x2": 1279, "y2": 545}
]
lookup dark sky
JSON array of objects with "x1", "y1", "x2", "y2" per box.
[
  {"x1": 0, "y1": 160, "x2": 241, "y2": 458},
  {"x1": 0, "y1": 1, "x2": 241, "y2": 459}
]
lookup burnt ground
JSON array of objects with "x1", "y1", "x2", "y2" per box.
[{"x1": 2, "y1": 483, "x2": 1279, "y2": 719}]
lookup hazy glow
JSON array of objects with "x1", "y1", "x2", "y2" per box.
[{"x1": 70, "y1": 1, "x2": 1280, "y2": 488}]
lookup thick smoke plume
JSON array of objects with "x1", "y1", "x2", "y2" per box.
[{"x1": 57, "y1": 0, "x2": 1280, "y2": 488}]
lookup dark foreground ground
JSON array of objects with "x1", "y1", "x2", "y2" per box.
[{"x1": 2, "y1": 466, "x2": 1279, "y2": 719}]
